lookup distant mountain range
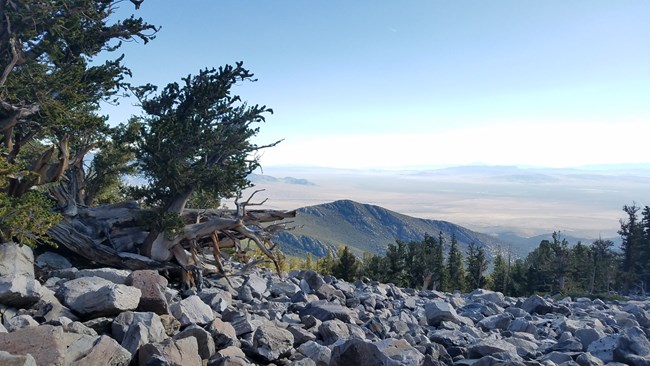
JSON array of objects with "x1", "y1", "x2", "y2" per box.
[
  {"x1": 248, "y1": 174, "x2": 316, "y2": 186},
  {"x1": 272, "y1": 199, "x2": 520, "y2": 259},
  {"x1": 271, "y1": 199, "x2": 621, "y2": 260}
]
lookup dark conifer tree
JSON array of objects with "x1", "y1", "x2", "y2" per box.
[
  {"x1": 465, "y1": 242, "x2": 489, "y2": 289},
  {"x1": 332, "y1": 246, "x2": 360, "y2": 282},
  {"x1": 446, "y1": 233, "x2": 466, "y2": 292}
]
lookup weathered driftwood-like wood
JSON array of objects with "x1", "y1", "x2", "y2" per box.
[
  {"x1": 47, "y1": 196, "x2": 296, "y2": 284},
  {"x1": 47, "y1": 219, "x2": 171, "y2": 270}
]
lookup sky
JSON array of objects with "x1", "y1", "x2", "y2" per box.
[{"x1": 102, "y1": 0, "x2": 650, "y2": 170}]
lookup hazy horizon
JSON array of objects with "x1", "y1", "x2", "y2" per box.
[{"x1": 238, "y1": 164, "x2": 649, "y2": 240}]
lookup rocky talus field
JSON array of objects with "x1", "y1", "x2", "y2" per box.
[{"x1": 1, "y1": 243, "x2": 649, "y2": 366}]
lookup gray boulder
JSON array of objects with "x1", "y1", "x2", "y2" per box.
[
  {"x1": 375, "y1": 338, "x2": 425, "y2": 365},
  {"x1": 251, "y1": 322, "x2": 294, "y2": 362},
  {"x1": 468, "y1": 338, "x2": 519, "y2": 359},
  {"x1": 3, "y1": 314, "x2": 38, "y2": 331},
  {"x1": 0, "y1": 325, "x2": 66, "y2": 366},
  {"x1": 587, "y1": 334, "x2": 619, "y2": 363},
  {"x1": 319, "y1": 319, "x2": 350, "y2": 345},
  {"x1": 614, "y1": 326, "x2": 650, "y2": 366},
  {"x1": 206, "y1": 318, "x2": 241, "y2": 348},
  {"x1": 126, "y1": 270, "x2": 169, "y2": 315},
  {"x1": 112, "y1": 311, "x2": 166, "y2": 344},
  {"x1": 0, "y1": 243, "x2": 34, "y2": 278},
  {"x1": 269, "y1": 279, "x2": 301, "y2": 298},
  {"x1": 75, "y1": 268, "x2": 131, "y2": 284},
  {"x1": 169, "y1": 295, "x2": 214, "y2": 326},
  {"x1": 174, "y1": 324, "x2": 216, "y2": 360},
  {"x1": 521, "y1": 295, "x2": 555, "y2": 315},
  {"x1": 299, "y1": 300, "x2": 353, "y2": 322},
  {"x1": 34, "y1": 251, "x2": 72, "y2": 270},
  {"x1": 476, "y1": 312, "x2": 513, "y2": 331},
  {"x1": 138, "y1": 337, "x2": 201, "y2": 366},
  {"x1": 575, "y1": 328, "x2": 605, "y2": 351},
  {"x1": 65, "y1": 334, "x2": 131, "y2": 366},
  {"x1": 297, "y1": 341, "x2": 331, "y2": 366},
  {"x1": 576, "y1": 352, "x2": 605, "y2": 366},
  {"x1": 425, "y1": 301, "x2": 461, "y2": 326},
  {"x1": 0, "y1": 351, "x2": 37, "y2": 366},
  {"x1": 58, "y1": 276, "x2": 141, "y2": 317},
  {"x1": 469, "y1": 289, "x2": 506, "y2": 307},
  {"x1": 0, "y1": 275, "x2": 42, "y2": 307},
  {"x1": 329, "y1": 338, "x2": 399, "y2": 366}
]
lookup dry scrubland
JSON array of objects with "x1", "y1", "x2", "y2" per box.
[{"x1": 246, "y1": 166, "x2": 650, "y2": 239}]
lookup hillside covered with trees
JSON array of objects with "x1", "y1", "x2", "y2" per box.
[{"x1": 302, "y1": 203, "x2": 650, "y2": 298}]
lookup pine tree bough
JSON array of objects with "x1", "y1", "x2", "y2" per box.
[{"x1": 46, "y1": 197, "x2": 296, "y2": 288}]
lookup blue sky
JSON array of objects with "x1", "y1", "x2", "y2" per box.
[{"x1": 103, "y1": 1, "x2": 650, "y2": 169}]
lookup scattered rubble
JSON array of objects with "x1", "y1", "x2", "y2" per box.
[{"x1": 1, "y1": 242, "x2": 649, "y2": 365}]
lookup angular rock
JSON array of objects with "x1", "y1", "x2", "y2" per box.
[
  {"x1": 206, "y1": 317, "x2": 241, "y2": 348},
  {"x1": 576, "y1": 352, "x2": 605, "y2": 366},
  {"x1": 174, "y1": 324, "x2": 216, "y2": 360},
  {"x1": 3, "y1": 314, "x2": 38, "y2": 332},
  {"x1": 314, "y1": 283, "x2": 345, "y2": 301},
  {"x1": 269, "y1": 279, "x2": 301, "y2": 298},
  {"x1": 0, "y1": 243, "x2": 34, "y2": 278},
  {"x1": 365, "y1": 317, "x2": 390, "y2": 339},
  {"x1": 587, "y1": 334, "x2": 619, "y2": 363},
  {"x1": 375, "y1": 338, "x2": 425, "y2": 365},
  {"x1": 75, "y1": 268, "x2": 131, "y2": 284},
  {"x1": 119, "y1": 322, "x2": 150, "y2": 355},
  {"x1": 58, "y1": 276, "x2": 141, "y2": 316},
  {"x1": 521, "y1": 294, "x2": 555, "y2": 315},
  {"x1": 476, "y1": 312, "x2": 512, "y2": 331},
  {"x1": 505, "y1": 336, "x2": 539, "y2": 359},
  {"x1": 208, "y1": 346, "x2": 249, "y2": 366},
  {"x1": 200, "y1": 288, "x2": 232, "y2": 312},
  {"x1": 299, "y1": 300, "x2": 352, "y2": 322},
  {"x1": 508, "y1": 318, "x2": 537, "y2": 335},
  {"x1": 551, "y1": 337, "x2": 584, "y2": 352},
  {"x1": 298, "y1": 340, "x2": 332, "y2": 366},
  {"x1": 251, "y1": 322, "x2": 294, "y2": 362},
  {"x1": 237, "y1": 285, "x2": 253, "y2": 303},
  {"x1": 111, "y1": 311, "x2": 165, "y2": 344},
  {"x1": 62, "y1": 321, "x2": 97, "y2": 336},
  {"x1": 429, "y1": 329, "x2": 475, "y2": 348},
  {"x1": 82, "y1": 317, "x2": 113, "y2": 335},
  {"x1": 35, "y1": 251, "x2": 72, "y2": 270},
  {"x1": 126, "y1": 270, "x2": 169, "y2": 314},
  {"x1": 67, "y1": 335, "x2": 131, "y2": 366},
  {"x1": 290, "y1": 358, "x2": 317, "y2": 366},
  {"x1": 0, "y1": 325, "x2": 66, "y2": 366},
  {"x1": 0, "y1": 351, "x2": 37, "y2": 366},
  {"x1": 425, "y1": 301, "x2": 461, "y2": 326},
  {"x1": 169, "y1": 295, "x2": 214, "y2": 326},
  {"x1": 222, "y1": 309, "x2": 256, "y2": 336},
  {"x1": 288, "y1": 324, "x2": 317, "y2": 345},
  {"x1": 139, "y1": 337, "x2": 201, "y2": 366},
  {"x1": 614, "y1": 326, "x2": 650, "y2": 366},
  {"x1": 468, "y1": 338, "x2": 519, "y2": 358},
  {"x1": 0, "y1": 275, "x2": 41, "y2": 307},
  {"x1": 319, "y1": 319, "x2": 350, "y2": 345},
  {"x1": 329, "y1": 338, "x2": 399, "y2": 366},
  {"x1": 542, "y1": 351, "x2": 574, "y2": 364},
  {"x1": 245, "y1": 273, "x2": 268, "y2": 298},
  {"x1": 469, "y1": 289, "x2": 506, "y2": 307},
  {"x1": 302, "y1": 270, "x2": 325, "y2": 292}
]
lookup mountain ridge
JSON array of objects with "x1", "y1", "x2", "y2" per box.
[{"x1": 272, "y1": 199, "x2": 520, "y2": 259}]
